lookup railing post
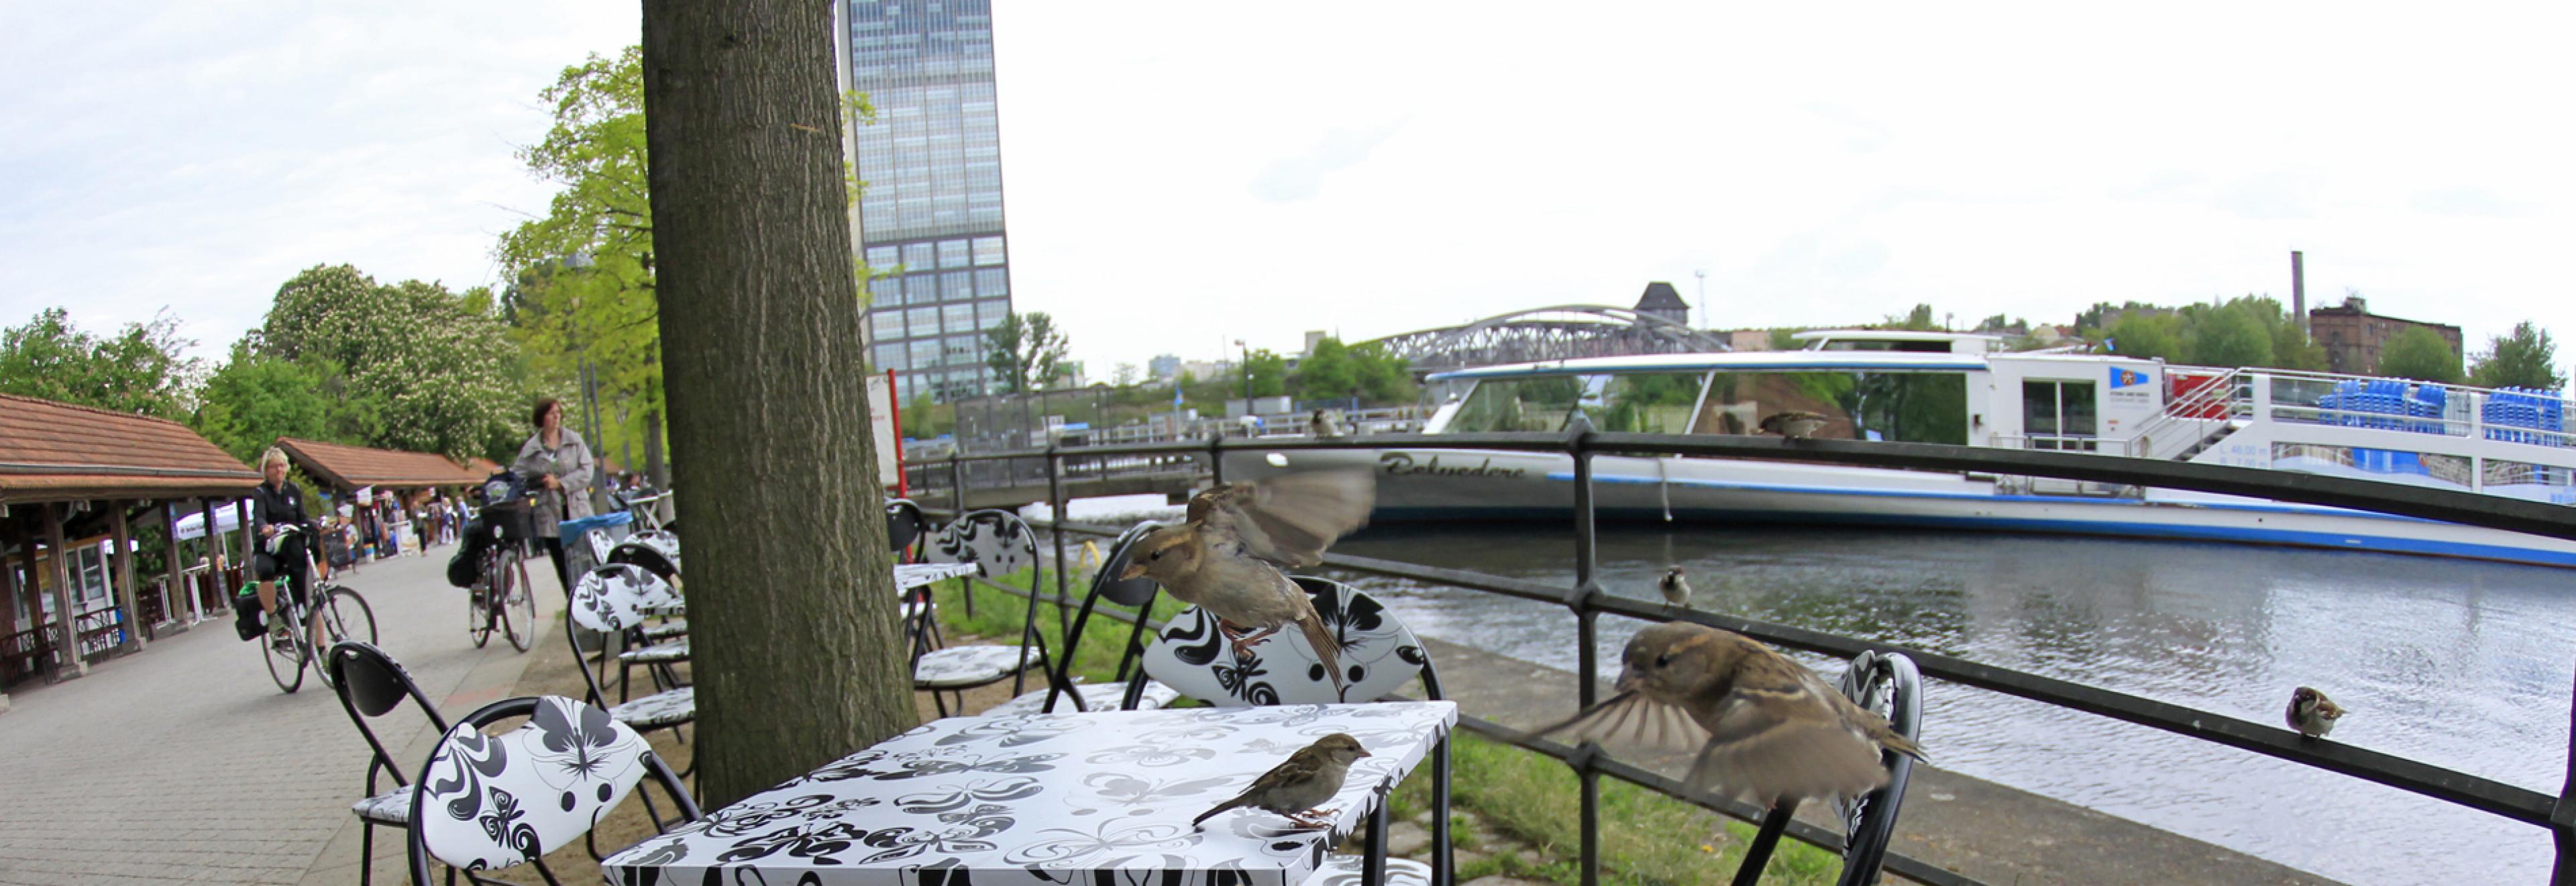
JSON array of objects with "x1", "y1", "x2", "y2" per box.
[
  {"x1": 1044, "y1": 443, "x2": 1069, "y2": 638},
  {"x1": 2554, "y1": 660, "x2": 2576, "y2": 885},
  {"x1": 1566, "y1": 413, "x2": 1601, "y2": 708},
  {"x1": 949, "y1": 450, "x2": 965, "y2": 517},
  {"x1": 1568, "y1": 740, "x2": 1604, "y2": 886},
  {"x1": 1208, "y1": 434, "x2": 1226, "y2": 487}
]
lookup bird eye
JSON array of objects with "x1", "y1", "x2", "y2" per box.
[
  {"x1": 1149, "y1": 550, "x2": 1163, "y2": 560},
  {"x1": 1654, "y1": 652, "x2": 1675, "y2": 668}
]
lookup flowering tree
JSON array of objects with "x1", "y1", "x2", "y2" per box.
[{"x1": 252, "y1": 264, "x2": 531, "y2": 460}]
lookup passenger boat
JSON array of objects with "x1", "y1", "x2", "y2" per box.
[{"x1": 1224, "y1": 330, "x2": 2576, "y2": 568}]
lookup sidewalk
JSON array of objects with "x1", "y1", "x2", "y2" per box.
[{"x1": 0, "y1": 550, "x2": 555, "y2": 885}]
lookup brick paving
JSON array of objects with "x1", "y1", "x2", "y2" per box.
[{"x1": 0, "y1": 550, "x2": 557, "y2": 885}]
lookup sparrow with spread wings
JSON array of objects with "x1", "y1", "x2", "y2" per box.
[{"x1": 1121, "y1": 470, "x2": 1376, "y2": 691}]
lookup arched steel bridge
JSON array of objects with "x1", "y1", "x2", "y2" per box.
[{"x1": 1357, "y1": 304, "x2": 1730, "y2": 378}]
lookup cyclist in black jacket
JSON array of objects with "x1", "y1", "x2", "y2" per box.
[{"x1": 250, "y1": 447, "x2": 324, "y2": 643}]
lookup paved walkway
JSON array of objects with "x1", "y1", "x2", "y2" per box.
[{"x1": 0, "y1": 550, "x2": 558, "y2": 885}]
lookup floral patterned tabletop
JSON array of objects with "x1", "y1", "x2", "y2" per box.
[
  {"x1": 895, "y1": 561, "x2": 981, "y2": 589},
  {"x1": 602, "y1": 700, "x2": 1458, "y2": 885}
]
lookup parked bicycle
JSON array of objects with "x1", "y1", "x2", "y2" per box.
[
  {"x1": 243, "y1": 524, "x2": 378, "y2": 693},
  {"x1": 468, "y1": 476, "x2": 539, "y2": 652}
]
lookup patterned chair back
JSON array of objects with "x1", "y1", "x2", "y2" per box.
[
  {"x1": 570, "y1": 564, "x2": 682, "y2": 635},
  {"x1": 1140, "y1": 577, "x2": 1429, "y2": 707},
  {"x1": 607, "y1": 530, "x2": 683, "y2": 582},
  {"x1": 924, "y1": 509, "x2": 1036, "y2": 577},
  {"x1": 885, "y1": 498, "x2": 928, "y2": 555},
  {"x1": 409, "y1": 696, "x2": 696, "y2": 877}
]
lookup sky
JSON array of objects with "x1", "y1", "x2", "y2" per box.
[{"x1": 4, "y1": 2, "x2": 2572, "y2": 380}]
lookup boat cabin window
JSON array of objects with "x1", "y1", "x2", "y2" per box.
[
  {"x1": 2022, "y1": 379, "x2": 2098, "y2": 450},
  {"x1": 1697, "y1": 371, "x2": 1968, "y2": 444},
  {"x1": 1817, "y1": 339, "x2": 1952, "y2": 353},
  {"x1": 1449, "y1": 376, "x2": 1588, "y2": 432},
  {"x1": 1448, "y1": 373, "x2": 1709, "y2": 433}
]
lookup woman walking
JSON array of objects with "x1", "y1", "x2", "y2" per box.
[{"x1": 513, "y1": 398, "x2": 594, "y2": 591}]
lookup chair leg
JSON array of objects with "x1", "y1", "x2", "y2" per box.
[
  {"x1": 359, "y1": 823, "x2": 374, "y2": 886},
  {"x1": 1432, "y1": 736, "x2": 1454, "y2": 885},
  {"x1": 1364, "y1": 799, "x2": 1389, "y2": 884},
  {"x1": 1733, "y1": 802, "x2": 1797, "y2": 886}
]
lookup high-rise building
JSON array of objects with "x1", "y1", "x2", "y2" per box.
[{"x1": 846, "y1": 0, "x2": 1013, "y2": 403}]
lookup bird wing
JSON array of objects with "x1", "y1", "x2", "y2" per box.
[
  {"x1": 1189, "y1": 471, "x2": 1375, "y2": 567},
  {"x1": 1683, "y1": 662, "x2": 1892, "y2": 805},
  {"x1": 1534, "y1": 691, "x2": 1712, "y2": 753}
]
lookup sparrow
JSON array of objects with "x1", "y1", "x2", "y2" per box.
[
  {"x1": 1193, "y1": 733, "x2": 1372, "y2": 829},
  {"x1": 2286, "y1": 687, "x2": 2345, "y2": 739},
  {"x1": 1541, "y1": 622, "x2": 1925, "y2": 808},
  {"x1": 1121, "y1": 471, "x2": 1375, "y2": 691},
  {"x1": 1758, "y1": 410, "x2": 1831, "y2": 440},
  {"x1": 1309, "y1": 409, "x2": 1343, "y2": 438},
  {"x1": 1658, "y1": 567, "x2": 1690, "y2": 608}
]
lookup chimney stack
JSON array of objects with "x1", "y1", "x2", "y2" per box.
[{"x1": 2291, "y1": 250, "x2": 2307, "y2": 334}]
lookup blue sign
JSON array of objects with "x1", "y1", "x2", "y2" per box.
[{"x1": 2110, "y1": 367, "x2": 2149, "y2": 389}]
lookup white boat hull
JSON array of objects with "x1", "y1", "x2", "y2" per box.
[{"x1": 1224, "y1": 448, "x2": 2576, "y2": 570}]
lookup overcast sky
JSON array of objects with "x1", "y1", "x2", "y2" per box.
[{"x1": 5, "y1": 2, "x2": 2571, "y2": 379}]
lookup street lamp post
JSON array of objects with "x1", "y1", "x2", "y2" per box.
[{"x1": 1234, "y1": 339, "x2": 1251, "y2": 402}]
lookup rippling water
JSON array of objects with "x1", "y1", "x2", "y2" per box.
[{"x1": 1324, "y1": 524, "x2": 2573, "y2": 885}]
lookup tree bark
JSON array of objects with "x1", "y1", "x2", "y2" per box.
[{"x1": 641, "y1": 0, "x2": 910, "y2": 807}]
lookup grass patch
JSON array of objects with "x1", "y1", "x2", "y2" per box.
[{"x1": 922, "y1": 564, "x2": 1187, "y2": 689}]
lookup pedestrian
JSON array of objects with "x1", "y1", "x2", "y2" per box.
[{"x1": 514, "y1": 398, "x2": 595, "y2": 591}]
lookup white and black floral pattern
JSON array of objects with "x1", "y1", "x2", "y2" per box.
[
  {"x1": 1303, "y1": 855, "x2": 1433, "y2": 885},
  {"x1": 610, "y1": 687, "x2": 697, "y2": 729},
  {"x1": 572, "y1": 565, "x2": 686, "y2": 634},
  {"x1": 619, "y1": 638, "x2": 690, "y2": 664},
  {"x1": 640, "y1": 619, "x2": 688, "y2": 642},
  {"x1": 914, "y1": 645, "x2": 1036, "y2": 688},
  {"x1": 352, "y1": 788, "x2": 412, "y2": 825},
  {"x1": 981, "y1": 680, "x2": 1178, "y2": 717},
  {"x1": 416, "y1": 696, "x2": 652, "y2": 871},
  {"x1": 1142, "y1": 581, "x2": 1426, "y2": 707},
  {"x1": 925, "y1": 513, "x2": 1035, "y2": 578},
  {"x1": 600, "y1": 701, "x2": 1457, "y2": 885},
  {"x1": 896, "y1": 562, "x2": 982, "y2": 589}
]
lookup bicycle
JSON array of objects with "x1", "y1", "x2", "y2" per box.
[
  {"x1": 469, "y1": 486, "x2": 538, "y2": 652},
  {"x1": 246, "y1": 524, "x2": 378, "y2": 693}
]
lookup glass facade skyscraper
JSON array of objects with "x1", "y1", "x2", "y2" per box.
[{"x1": 847, "y1": 0, "x2": 1012, "y2": 404}]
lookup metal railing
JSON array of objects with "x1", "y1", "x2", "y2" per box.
[{"x1": 902, "y1": 428, "x2": 2576, "y2": 886}]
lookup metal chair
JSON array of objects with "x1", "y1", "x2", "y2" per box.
[
  {"x1": 1136, "y1": 576, "x2": 1454, "y2": 886},
  {"x1": 1732, "y1": 650, "x2": 1924, "y2": 886},
  {"x1": 326, "y1": 642, "x2": 446, "y2": 886},
  {"x1": 566, "y1": 563, "x2": 690, "y2": 703},
  {"x1": 567, "y1": 565, "x2": 697, "y2": 767},
  {"x1": 980, "y1": 520, "x2": 1177, "y2": 716},
  {"x1": 406, "y1": 695, "x2": 701, "y2": 885},
  {"x1": 909, "y1": 509, "x2": 1060, "y2": 717},
  {"x1": 886, "y1": 497, "x2": 929, "y2": 560},
  {"x1": 603, "y1": 530, "x2": 686, "y2": 642}
]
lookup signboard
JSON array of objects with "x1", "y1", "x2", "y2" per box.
[{"x1": 867, "y1": 371, "x2": 902, "y2": 491}]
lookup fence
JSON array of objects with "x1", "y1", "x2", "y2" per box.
[{"x1": 904, "y1": 426, "x2": 2576, "y2": 886}]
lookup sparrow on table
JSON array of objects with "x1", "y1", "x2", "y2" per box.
[
  {"x1": 1658, "y1": 567, "x2": 1691, "y2": 609},
  {"x1": 1121, "y1": 470, "x2": 1376, "y2": 691},
  {"x1": 2286, "y1": 687, "x2": 2345, "y2": 739},
  {"x1": 1542, "y1": 622, "x2": 1925, "y2": 808},
  {"x1": 1193, "y1": 733, "x2": 1372, "y2": 830},
  {"x1": 1758, "y1": 411, "x2": 1831, "y2": 440}
]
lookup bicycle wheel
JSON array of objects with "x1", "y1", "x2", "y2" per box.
[
  {"x1": 309, "y1": 586, "x2": 378, "y2": 687},
  {"x1": 262, "y1": 601, "x2": 305, "y2": 693},
  {"x1": 468, "y1": 555, "x2": 494, "y2": 648},
  {"x1": 501, "y1": 557, "x2": 535, "y2": 652}
]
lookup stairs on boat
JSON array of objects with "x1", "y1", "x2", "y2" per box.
[{"x1": 2174, "y1": 422, "x2": 2243, "y2": 461}]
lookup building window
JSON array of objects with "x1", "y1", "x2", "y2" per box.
[
  {"x1": 938, "y1": 239, "x2": 971, "y2": 268},
  {"x1": 906, "y1": 274, "x2": 938, "y2": 305},
  {"x1": 865, "y1": 245, "x2": 900, "y2": 271},
  {"x1": 871, "y1": 311, "x2": 905, "y2": 340},
  {"x1": 972, "y1": 236, "x2": 1005, "y2": 266},
  {"x1": 906, "y1": 307, "x2": 940, "y2": 337},
  {"x1": 946, "y1": 335, "x2": 983, "y2": 366},
  {"x1": 875, "y1": 342, "x2": 908, "y2": 372},
  {"x1": 943, "y1": 304, "x2": 976, "y2": 334},
  {"x1": 867, "y1": 275, "x2": 900, "y2": 305},
  {"x1": 942, "y1": 270, "x2": 973, "y2": 301},
  {"x1": 903, "y1": 242, "x2": 935, "y2": 269},
  {"x1": 974, "y1": 268, "x2": 1007, "y2": 297},
  {"x1": 909, "y1": 338, "x2": 942, "y2": 369},
  {"x1": 976, "y1": 299, "x2": 1009, "y2": 329}
]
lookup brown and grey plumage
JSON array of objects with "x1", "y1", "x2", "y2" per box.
[
  {"x1": 1540, "y1": 622, "x2": 1925, "y2": 808},
  {"x1": 1658, "y1": 567, "x2": 1690, "y2": 608},
  {"x1": 1193, "y1": 733, "x2": 1371, "y2": 829},
  {"x1": 1120, "y1": 470, "x2": 1375, "y2": 691},
  {"x1": 1758, "y1": 410, "x2": 1831, "y2": 440},
  {"x1": 2286, "y1": 687, "x2": 2345, "y2": 739}
]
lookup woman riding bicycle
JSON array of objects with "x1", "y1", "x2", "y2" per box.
[
  {"x1": 250, "y1": 447, "x2": 327, "y2": 644},
  {"x1": 513, "y1": 398, "x2": 594, "y2": 591}
]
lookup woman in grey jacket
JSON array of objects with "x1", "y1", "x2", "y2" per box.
[{"x1": 514, "y1": 398, "x2": 594, "y2": 591}]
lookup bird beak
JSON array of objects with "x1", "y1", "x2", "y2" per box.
[
  {"x1": 1613, "y1": 670, "x2": 1642, "y2": 694},
  {"x1": 1118, "y1": 562, "x2": 1147, "y2": 581},
  {"x1": 1355, "y1": 748, "x2": 1373, "y2": 758}
]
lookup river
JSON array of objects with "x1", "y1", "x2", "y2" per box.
[{"x1": 1322, "y1": 524, "x2": 2571, "y2": 885}]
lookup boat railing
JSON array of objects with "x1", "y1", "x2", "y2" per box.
[
  {"x1": 2128, "y1": 366, "x2": 2575, "y2": 458},
  {"x1": 900, "y1": 430, "x2": 2576, "y2": 885},
  {"x1": 2124, "y1": 366, "x2": 2251, "y2": 460}
]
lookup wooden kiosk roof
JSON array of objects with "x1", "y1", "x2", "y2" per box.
[
  {"x1": 0, "y1": 394, "x2": 262, "y2": 504},
  {"x1": 274, "y1": 437, "x2": 487, "y2": 491}
]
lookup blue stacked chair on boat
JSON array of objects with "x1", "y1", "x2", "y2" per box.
[
  {"x1": 2406, "y1": 384, "x2": 2447, "y2": 434},
  {"x1": 2326, "y1": 379, "x2": 2363, "y2": 427},
  {"x1": 2485, "y1": 388, "x2": 2544, "y2": 444}
]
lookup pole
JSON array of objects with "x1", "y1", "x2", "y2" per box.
[{"x1": 2292, "y1": 250, "x2": 2308, "y2": 335}]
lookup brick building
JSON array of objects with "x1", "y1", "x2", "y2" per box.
[{"x1": 2307, "y1": 297, "x2": 2463, "y2": 376}]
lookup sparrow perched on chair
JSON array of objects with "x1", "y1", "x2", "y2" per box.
[
  {"x1": 1658, "y1": 567, "x2": 1691, "y2": 609},
  {"x1": 1120, "y1": 471, "x2": 1375, "y2": 691},
  {"x1": 2286, "y1": 687, "x2": 2345, "y2": 739},
  {"x1": 1541, "y1": 622, "x2": 1925, "y2": 808},
  {"x1": 1758, "y1": 411, "x2": 1831, "y2": 440},
  {"x1": 1193, "y1": 733, "x2": 1371, "y2": 829}
]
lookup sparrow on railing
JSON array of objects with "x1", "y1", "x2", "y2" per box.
[
  {"x1": 2286, "y1": 686, "x2": 2345, "y2": 739},
  {"x1": 1658, "y1": 567, "x2": 1691, "y2": 609}
]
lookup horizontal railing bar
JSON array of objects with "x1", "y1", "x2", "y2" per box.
[{"x1": 915, "y1": 432, "x2": 2576, "y2": 542}]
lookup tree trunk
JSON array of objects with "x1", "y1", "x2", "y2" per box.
[{"x1": 641, "y1": 0, "x2": 910, "y2": 807}]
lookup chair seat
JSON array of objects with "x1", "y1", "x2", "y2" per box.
[
  {"x1": 982, "y1": 680, "x2": 1177, "y2": 716},
  {"x1": 352, "y1": 788, "x2": 411, "y2": 825},
  {"x1": 620, "y1": 639, "x2": 690, "y2": 664},
  {"x1": 610, "y1": 687, "x2": 696, "y2": 729},
  {"x1": 913, "y1": 644, "x2": 1036, "y2": 688},
  {"x1": 1303, "y1": 856, "x2": 1431, "y2": 885},
  {"x1": 640, "y1": 620, "x2": 687, "y2": 642}
]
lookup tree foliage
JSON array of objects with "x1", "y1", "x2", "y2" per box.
[
  {"x1": 191, "y1": 343, "x2": 345, "y2": 462},
  {"x1": 1289, "y1": 336, "x2": 1413, "y2": 404},
  {"x1": 984, "y1": 312, "x2": 1071, "y2": 394},
  {"x1": 2078, "y1": 296, "x2": 2324, "y2": 371},
  {"x1": 2106, "y1": 313, "x2": 2182, "y2": 361},
  {"x1": 253, "y1": 264, "x2": 529, "y2": 459},
  {"x1": 2186, "y1": 302, "x2": 2273, "y2": 368},
  {"x1": 0, "y1": 307, "x2": 201, "y2": 419},
  {"x1": 2469, "y1": 321, "x2": 2567, "y2": 392},
  {"x1": 2376, "y1": 326, "x2": 2464, "y2": 384}
]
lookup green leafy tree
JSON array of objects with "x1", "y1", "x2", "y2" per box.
[
  {"x1": 1767, "y1": 328, "x2": 1800, "y2": 350},
  {"x1": 1291, "y1": 337, "x2": 1358, "y2": 399},
  {"x1": 2106, "y1": 313, "x2": 2182, "y2": 361},
  {"x1": 1350, "y1": 345, "x2": 1415, "y2": 403},
  {"x1": 984, "y1": 312, "x2": 1071, "y2": 394},
  {"x1": 1242, "y1": 349, "x2": 1289, "y2": 398},
  {"x1": 191, "y1": 344, "x2": 346, "y2": 462},
  {"x1": 0, "y1": 307, "x2": 201, "y2": 418},
  {"x1": 2469, "y1": 321, "x2": 2567, "y2": 391},
  {"x1": 1883, "y1": 303, "x2": 1939, "y2": 331},
  {"x1": 258, "y1": 264, "x2": 530, "y2": 459},
  {"x1": 2186, "y1": 303, "x2": 2273, "y2": 368},
  {"x1": 2376, "y1": 326, "x2": 2464, "y2": 384}
]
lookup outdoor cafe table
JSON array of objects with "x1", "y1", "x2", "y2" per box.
[{"x1": 602, "y1": 700, "x2": 1458, "y2": 885}]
